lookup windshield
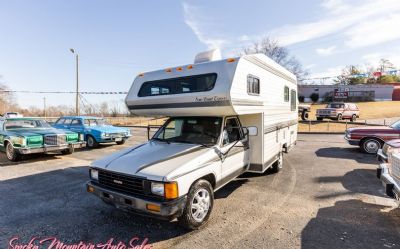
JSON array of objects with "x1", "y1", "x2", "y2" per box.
[
  {"x1": 5, "y1": 119, "x2": 51, "y2": 130},
  {"x1": 390, "y1": 120, "x2": 400, "y2": 129},
  {"x1": 153, "y1": 117, "x2": 222, "y2": 145},
  {"x1": 83, "y1": 118, "x2": 108, "y2": 126},
  {"x1": 327, "y1": 103, "x2": 344, "y2": 108}
]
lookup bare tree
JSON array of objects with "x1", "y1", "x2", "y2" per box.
[{"x1": 240, "y1": 37, "x2": 308, "y2": 81}]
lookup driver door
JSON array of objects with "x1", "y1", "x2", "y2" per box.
[{"x1": 220, "y1": 117, "x2": 249, "y2": 179}]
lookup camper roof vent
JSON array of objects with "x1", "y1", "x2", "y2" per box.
[{"x1": 194, "y1": 49, "x2": 222, "y2": 64}]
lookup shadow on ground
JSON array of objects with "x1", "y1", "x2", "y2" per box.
[{"x1": 315, "y1": 147, "x2": 377, "y2": 165}]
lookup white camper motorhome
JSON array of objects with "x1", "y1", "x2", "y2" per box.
[{"x1": 87, "y1": 50, "x2": 298, "y2": 230}]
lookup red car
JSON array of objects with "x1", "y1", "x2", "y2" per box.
[{"x1": 345, "y1": 120, "x2": 400, "y2": 154}]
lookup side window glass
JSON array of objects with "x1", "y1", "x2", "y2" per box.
[
  {"x1": 284, "y1": 86, "x2": 289, "y2": 102},
  {"x1": 247, "y1": 75, "x2": 260, "y2": 95},
  {"x1": 70, "y1": 119, "x2": 82, "y2": 126},
  {"x1": 290, "y1": 90, "x2": 297, "y2": 111},
  {"x1": 56, "y1": 118, "x2": 65, "y2": 125},
  {"x1": 223, "y1": 118, "x2": 242, "y2": 145},
  {"x1": 64, "y1": 119, "x2": 72, "y2": 126}
]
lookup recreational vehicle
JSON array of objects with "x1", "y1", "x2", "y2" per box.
[{"x1": 86, "y1": 50, "x2": 298, "y2": 229}]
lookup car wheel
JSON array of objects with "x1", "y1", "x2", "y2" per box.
[
  {"x1": 86, "y1": 135, "x2": 98, "y2": 148},
  {"x1": 301, "y1": 110, "x2": 309, "y2": 121},
  {"x1": 361, "y1": 138, "x2": 382, "y2": 154},
  {"x1": 116, "y1": 139, "x2": 126, "y2": 145},
  {"x1": 178, "y1": 179, "x2": 214, "y2": 230},
  {"x1": 271, "y1": 151, "x2": 283, "y2": 173},
  {"x1": 351, "y1": 114, "x2": 357, "y2": 122},
  {"x1": 337, "y1": 114, "x2": 343, "y2": 121},
  {"x1": 5, "y1": 142, "x2": 21, "y2": 162},
  {"x1": 316, "y1": 117, "x2": 323, "y2": 121}
]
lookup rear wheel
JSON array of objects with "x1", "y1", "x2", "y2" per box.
[
  {"x1": 337, "y1": 114, "x2": 343, "y2": 121},
  {"x1": 361, "y1": 138, "x2": 382, "y2": 154},
  {"x1": 316, "y1": 117, "x2": 323, "y2": 121},
  {"x1": 86, "y1": 135, "x2": 98, "y2": 148},
  {"x1": 351, "y1": 114, "x2": 357, "y2": 122},
  {"x1": 178, "y1": 179, "x2": 214, "y2": 230},
  {"x1": 5, "y1": 142, "x2": 21, "y2": 162}
]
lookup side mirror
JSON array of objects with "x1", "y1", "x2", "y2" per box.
[{"x1": 247, "y1": 126, "x2": 258, "y2": 136}]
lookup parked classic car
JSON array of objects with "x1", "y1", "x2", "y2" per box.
[
  {"x1": 53, "y1": 116, "x2": 132, "y2": 148},
  {"x1": 377, "y1": 139, "x2": 400, "y2": 200},
  {"x1": 344, "y1": 119, "x2": 400, "y2": 154},
  {"x1": 316, "y1": 102, "x2": 359, "y2": 121},
  {"x1": 0, "y1": 117, "x2": 85, "y2": 161}
]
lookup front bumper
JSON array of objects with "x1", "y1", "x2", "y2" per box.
[
  {"x1": 17, "y1": 142, "x2": 86, "y2": 154},
  {"x1": 86, "y1": 181, "x2": 186, "y2": 220},
  {"x1": 316, "y1": 114, "x2": 337, "y2": 118},
  {"x1": 378, "y1": 163, "x2": 400, "y2": 200},
  {"x1": 98, "y1": 136, "x2": 131, "y2": 143},
  {"x1": 377, "y1": 149, "x2": 388, "y2": 163},
  {"x1": 344, "y1": 135, "x2": 360, "y2": 146}
]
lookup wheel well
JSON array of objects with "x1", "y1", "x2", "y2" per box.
[
  {"x1": 360, "y1": 137, "x2": 384, "y2": 147},
  {"x1": 198, "y1": 173, "x2": 216, "y2": 189}
]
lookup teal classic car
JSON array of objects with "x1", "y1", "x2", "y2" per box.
[
  {"x1": 53, "y1": 116, "x2": 132, "y2": 148},
  {"x1": 0, "y1": 117, "x2": 85, "y2": 161}
]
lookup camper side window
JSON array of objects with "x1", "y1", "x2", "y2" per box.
[
  {"x1": 284, "y1": 86, "x2": 289, "y2": 102},
  {"x1": 247, "y1": 75, "x2": 260, "y2": 95},
  {"x1": 290, "y1": 90, "x2": 297, "y2": 111}
]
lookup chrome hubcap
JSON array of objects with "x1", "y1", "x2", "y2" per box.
[
  {"x1": 6, "y1": 143, "x2": 14, "y2": 159},
  {"x1": 191, "y1": 188, "x2": 210, "y2": 222},
  {"x1": 365, "y1": 141, "x2": 379, "y2": 153},
  {"x1": 88, "y1": 137, "x2": 94, "y2": 147}
]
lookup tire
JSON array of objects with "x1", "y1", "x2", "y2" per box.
[
  {"x1": 61, "y1": 147, "x2": 74, "y2": 155},
  {"x1": 5, "y1": 142, "x2": 21, "y2": 162},
  {"x1": 316, "y1": 117, "x2": 323, "y2": 121},
  {"x1": 116, "y1": 139, "x2": 126, "y2": 145},
  {"x1": 351, "y1": 114, "x2": 357, "y2": 122},
  {"x1": 361, "y1": 138, "x2": 382, "y2": 154},
  {"x1": 86, "y1": 135, "x2": 98, "y2": 148},
  {"x1": 337, "y1": 114, "x2": 343, "y2": 121},
  {"x1": 178, "y1": 179, "x2": 214, "y2": 230},
  {"x1": 271, "y1": 151, "x2": 283, "y2": 173},
  {"x1": 301, "y1": 110, "x2": 309, "y2": 121}
]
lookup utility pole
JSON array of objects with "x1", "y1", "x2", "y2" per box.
[
  {"x1": 43, "y1": 97, "x2": 46, "y2": 118},
  {"x1": 70, "y1": 48, "x2": 79, "y2": 115}
]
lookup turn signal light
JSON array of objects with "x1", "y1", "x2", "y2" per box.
[
  {"x1": 87, "y1": 185, "x2": 95, "y2": 193},
  {"x1": 165, "y1": 182, "x2": 179, "y2": 199},
  {"x1": 146, "y1": 204, "x2": 161, "y2": 212}
]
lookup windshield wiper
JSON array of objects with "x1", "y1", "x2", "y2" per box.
[{"x1": 153, "y1": 137, "x2": 170, "y2": 144}]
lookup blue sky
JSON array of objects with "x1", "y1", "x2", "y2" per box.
[{"x1": 1, "y1": 0, "x2": 400, "y2": 108}]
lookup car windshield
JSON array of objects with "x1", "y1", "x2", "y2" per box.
[
  {"x1": 327, "y1": 103, "x2": 344, "y2": 108},
  {"x1": 83, "y1": 118, "x2": 108, "y2": 126},
  {"x1": 5, "y1": 119, "x2": 51, "y2": 130},
  {"x1": 390, "y1": 120, "x2": 400, "y2": 129},
  {"x1": 153, "y1": 117, "x2": 222, "y2": 145}
]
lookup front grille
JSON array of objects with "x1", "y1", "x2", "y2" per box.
[
  {"x1": 109, "y1": 133, "x2": 124, "y2": 137},
  {"x1": 391, "y1": 153, "x2": 400, "y2": 180},
  {"x1": 98, "y1": 170, "x2": 147, "y2": 197},
  {"x1": 44, "y1": 135, "x2": 67, "y2": 145}
]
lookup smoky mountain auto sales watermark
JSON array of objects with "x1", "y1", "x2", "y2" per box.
[{"x1": 8, "y1": 237, "x2": 153, "y2": 249}]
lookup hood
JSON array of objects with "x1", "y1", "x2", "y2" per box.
[
  {"x1": 87, "y1": 125, "x2": 128, "y2": 133},
  {"x1": 91, "y1": 141, "x2": 211, "y2": 181},
  {"x1": 347, "y1": 126, "x2": 393, "y2": 133},
  {"x1": 6, "y1": 128, "x2": 75, "y2": 137}
]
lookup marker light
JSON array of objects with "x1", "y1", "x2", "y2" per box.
[
  {"x1": 187, "y1": 65, "x2": 194, "y2": 69},
  {"x1": 176, "y1": 67, "x2": 183, "y2": 71},
  {"x1": 165, "y1": 182, "x2": 179, "y2": 199},
  {"x1": 138, "y1": 72, "x2": 144, "y2": 77},
  {"x1": 165, "y1": 68, "x2": 172, "y2": 72},
  {"x1": 227, "y1": 58, "x2": 236, "y2": 63},
  {"x1": 146, "y1": 204, "x2": 161, "y2": 212}
]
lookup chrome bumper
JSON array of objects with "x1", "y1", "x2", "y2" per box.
[
  {"x1": 344, "y1": 135, "x2": 359, "y2": 146},
  {"x1": 17, "y1": 142, "x2": 86, "y2": 154},
  {"x1": 377, "y1": 149, "x2": 388, "y2": 163},
  {"x1": 378, "y1": 163, "x2": 400, "y2": 200},
  {"x1": 86, "y1": 181, "x2": 186, "y2": 220}
]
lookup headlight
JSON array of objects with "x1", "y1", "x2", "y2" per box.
[
  {"x1": 12, "y1": 137, "x2": 26, "y2": 146},
  {"x1": 151, "y1": 182, "x2": 178, "y2": 199},
  {"x1": 90, "y1": 169, "x2": 99, "y2": 181},
  {"x1": 151, "y1": 182, "x2": 164, "y2": 196},
  {"x1": 101, "y1": 132, "x2": 110, "y2": 138}
]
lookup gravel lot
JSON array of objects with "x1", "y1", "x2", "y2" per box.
[{"x1": 1, "y1": 130, "x2": 400, "y2": 249}]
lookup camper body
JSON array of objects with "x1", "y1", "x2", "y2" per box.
[{"x1": 87, "y1": 52, "x2": 298, "y2": 229}]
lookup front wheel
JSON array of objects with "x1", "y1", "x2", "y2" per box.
[
  {"x1": 5, "y1": 142, "x2": 21, "y2": 162},
  {"x1": 351, "y1": 114, "x2": 357, "y2": 122},
  {"x1": 361, "y1": 138, "x2": 382, "y2": 154},
  {"x1": 178, "y1": 179, "x2": 214, "y2": 230},
  {"x1": 61, "y1": 147, "x2": 74, "y2": 155},
  {"x1": 86, "y1": 135, "x2": 99, "y2": 148},
  {"x1": 337, "y1": 114, "x2": 343, "y2": 121}
]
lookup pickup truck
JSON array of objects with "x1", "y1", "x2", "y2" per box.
[{"x1": 316, "y1": 102, "x2": 359, "y2": 121}]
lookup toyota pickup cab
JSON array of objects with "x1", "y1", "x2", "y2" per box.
[
  {"x1": 316, "y1": 102, "x2": 359, "y2": 121},
  {"x1": 86, "y1": 51, "x2": 298, "y2": 230}
]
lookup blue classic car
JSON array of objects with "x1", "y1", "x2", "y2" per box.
[{"x1": 53, "y1": 116, "x2": 132, "y2": 148}]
